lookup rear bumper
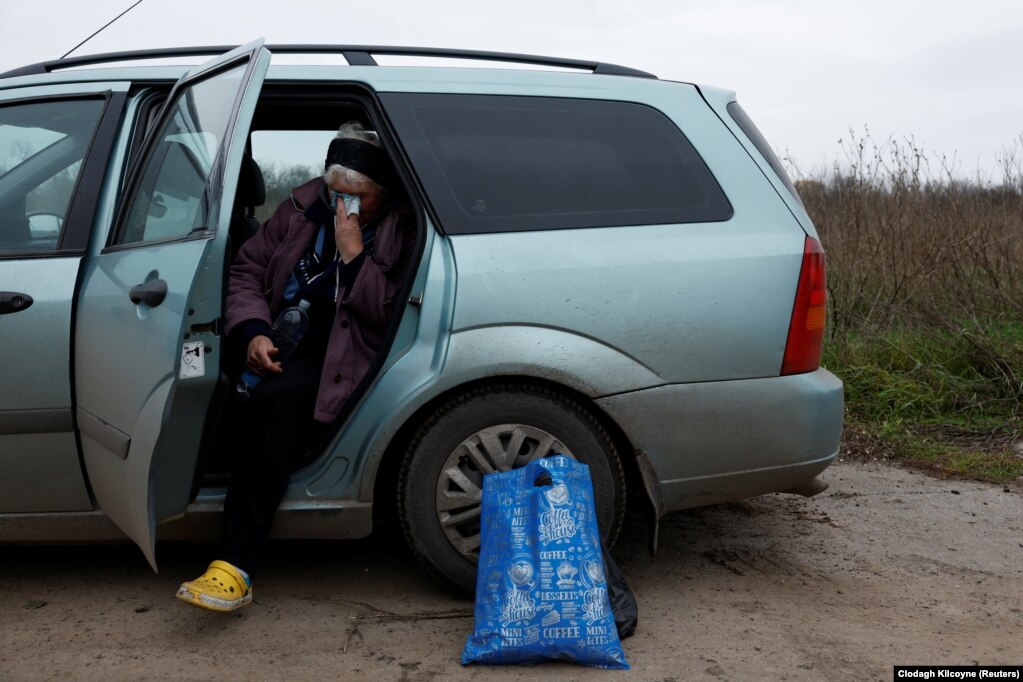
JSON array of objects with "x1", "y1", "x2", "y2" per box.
[{"x1": 596, "y1": 368, "x2": 843, "y2": 510}]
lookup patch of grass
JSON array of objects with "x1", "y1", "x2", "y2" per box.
[
  {"x1": 827, "y1": 323, "x2": 1022, "y2": 484},
  {"x1": 865, "y1": 421, "x2": 1023, "y2": 483},
  {"x1": 826, "y1": 325, "x2": 1021, "y2": 424},
  {"x1": 840, "y1": 417, "x2": 1023, "y2": 484}
]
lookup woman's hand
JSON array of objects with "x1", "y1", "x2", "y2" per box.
[
  {"x1": 247, "y1": 334, "x2": 282, "y2": 374},
  {"x1": 334, "y1": 203, "x2": 364, "y2": 263}
]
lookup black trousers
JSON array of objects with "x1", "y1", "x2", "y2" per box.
[{"x1": 221, "y1": 312, "x2": 332, "y2": 576}]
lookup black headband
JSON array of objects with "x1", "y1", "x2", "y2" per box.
[{"x1": 324, "y1": 138, "x2": 397, "y2": 189}]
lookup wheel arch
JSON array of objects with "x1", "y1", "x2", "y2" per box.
[{"x1": 370, "y1": 374, "x2": 645, "y2": 528}]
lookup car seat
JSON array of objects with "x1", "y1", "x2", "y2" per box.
[{"x1": 229, "y1": 154, "x2": 266, "y2": 260}]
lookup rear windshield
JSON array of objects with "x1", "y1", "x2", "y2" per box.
[{"x1": 382, "y1": 93, "x2": 732, "y2": 234}]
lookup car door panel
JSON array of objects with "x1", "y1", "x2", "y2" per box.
[
  {"x1": 0, "y1": 85, "x2": 127, "y2": 512},
  {"x1": 0, "y1": 258, "x2": 89, "y2": 512},
  {"x1": 76, "y1": 238, "x2": 207, "y2": 437},
  {"x1": 74, "y1": 41, "x2": 270, "y2": 569}
]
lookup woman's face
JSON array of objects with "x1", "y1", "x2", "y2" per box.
[{"x1": 328, "y1": 175, "x2": 386, "y2": 224}]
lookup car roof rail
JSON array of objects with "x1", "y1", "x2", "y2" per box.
[{"x1": 0, "y1": 44, "x2": 657, "y2": 80}]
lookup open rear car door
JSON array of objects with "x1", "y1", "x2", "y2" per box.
[{"x1": 74, "y1": 41, "x2": 270, "y2": 570}]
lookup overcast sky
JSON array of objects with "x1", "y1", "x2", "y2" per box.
[{"x1": 2, "y1": 0, "x2": 1021, "y2": 183}]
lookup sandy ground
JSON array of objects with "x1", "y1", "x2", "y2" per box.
[{"x1": 2, "y1": 460, "x2": 1021, "y2": 681}]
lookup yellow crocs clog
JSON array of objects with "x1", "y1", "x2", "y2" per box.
[{"x1": 176, "y1": 560, "x2": 252, "y2": 612}]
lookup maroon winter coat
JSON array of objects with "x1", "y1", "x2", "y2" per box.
[{"x1": 225, "y1": 178, "x2": 411, "y2": 422}]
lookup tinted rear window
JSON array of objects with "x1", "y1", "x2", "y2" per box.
[{"x1": 382, "y1": 94, "x2": 731, "y2": 234}]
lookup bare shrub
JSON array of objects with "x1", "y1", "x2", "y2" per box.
[
  {"x1": 795, "y1": 131, "x2": 1023, "y2": 421},
  {"x1": 796, "y1": 130, "x2": 1023, "y2": 332}
]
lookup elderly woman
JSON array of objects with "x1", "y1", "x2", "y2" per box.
[{"x1": 177, "y1": 121, "x2": 410, "y2": 612}]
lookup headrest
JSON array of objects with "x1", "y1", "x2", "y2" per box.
[{"x1": 236, "y1": 155, "x2": 266, "y2": 208}]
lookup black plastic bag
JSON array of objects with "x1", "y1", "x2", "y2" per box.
[{"x1": 602, "y1": 549, "x2": 638, "y2": 639}]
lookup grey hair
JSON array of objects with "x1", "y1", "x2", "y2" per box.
[{"x1": 323, "y1": 121, "x2": 384, "y2": 190}]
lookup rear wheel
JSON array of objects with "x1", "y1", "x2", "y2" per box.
[{"x1": 398, "y1": 385, "x2": 625, "y2": 592}]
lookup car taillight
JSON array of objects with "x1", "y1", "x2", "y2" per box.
[{"x1": 781, "y1": 236, "x2": 826, "y2": 375}]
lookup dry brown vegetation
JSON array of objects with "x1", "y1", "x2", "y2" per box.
[
  {"x1": 797, "y1": 133, "x2": 1023, "y2": 330},
  {"x1": 793, "y1": 132, "x2": 1023, "y2": 481}
]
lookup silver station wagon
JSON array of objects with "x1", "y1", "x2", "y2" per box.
[{"x1": 0, "y1": 41, "x2": 843, "y2": 590}]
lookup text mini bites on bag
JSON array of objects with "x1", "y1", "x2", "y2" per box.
[{"x1": 461, "y1": 455, "x2": 629, "y2": 669}]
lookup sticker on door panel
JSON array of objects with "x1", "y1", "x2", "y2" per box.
[{"x1": 180, "y1": 342, "x2": 205, "y2": 379}]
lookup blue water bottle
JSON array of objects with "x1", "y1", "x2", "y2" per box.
[{"x1": 235, "y1": 299, "x2": 312, "y2": 398}]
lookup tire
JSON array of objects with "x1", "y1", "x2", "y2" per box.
[{"x1": 398, "y1": 384, "x2": 626, "y2": 592}]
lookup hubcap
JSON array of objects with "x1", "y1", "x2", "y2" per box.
[{"x1": 435, "y1": 423, "x2": 573, "y2": 562}]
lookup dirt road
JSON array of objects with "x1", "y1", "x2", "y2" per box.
[{"x1": 2, "y1": 460, "x2": 1021, "y2": 681}]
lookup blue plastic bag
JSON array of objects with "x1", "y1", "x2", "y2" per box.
[{"x1": 461, "y1": 455, "x2": 630, "y2": 669}]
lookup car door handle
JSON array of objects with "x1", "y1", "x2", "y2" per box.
[
  {"x1": 129, "y1": 279, "x2": 168, "y2": 307},
  {"x1": 0, "y1": 292, "x2": 34, "y2": 315}
]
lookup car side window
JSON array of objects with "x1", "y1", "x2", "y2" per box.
[
  {"x1": 0, "y1": 98, "x2": 105, "y2": 253},
  {"x1": 113, "y1": 64, "x2": 245, "y2": 246},
  {"x1": 381, "y1": 93, "x2": 732, "y2": 234}
]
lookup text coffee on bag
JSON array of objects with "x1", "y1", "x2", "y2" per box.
[{"x1": 461, "y1": 455, "x2": 629, "y2": 669}]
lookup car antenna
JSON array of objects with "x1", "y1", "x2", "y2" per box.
[{"x1": 60, "y1": 0, "x2": 145, "y2": 60}]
